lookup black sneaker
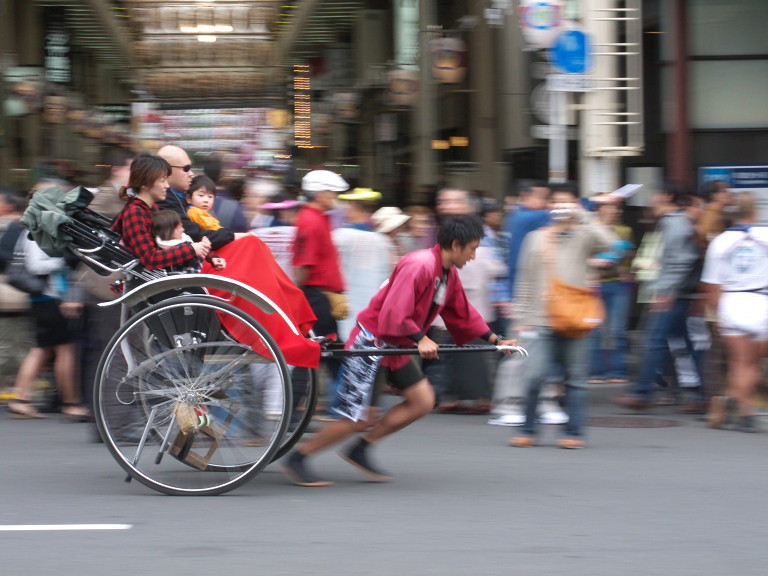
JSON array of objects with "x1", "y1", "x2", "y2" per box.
[
  {"x1": 341, "y1": 440, "x2": 394, "y2": 482},
  {"x1": 280, "y1": 451, "x2": 333, "y2": 487}
]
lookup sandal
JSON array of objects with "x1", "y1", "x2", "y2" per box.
[
  {"x1": 433, "y1": 402, "x2": 461, "y2": 414},
  {"x1": 7, "y1": 399, "x2": 48, "y2": 419},
  {"x1": 61, "y1": 403, "x2": 90, "y2": 422}
]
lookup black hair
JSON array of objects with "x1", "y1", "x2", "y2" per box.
[
  {"x1": 201, "y1": 154, "x2": 222, "y2": 184},
  {"x1": 105, "y1": 148, "x2": 134, "y2": 171},
  {"x1": 659, "y1": 179, "x2": 691, "y2": 206},
  {"x1": 152, "y1": 209, "x2": 182, "y2": 241},
  {"x1": 187, "y1": 175, "x2": 216, "y2": 197},
  {"x1": 699, "y1": 179, "x2": 728, "y2": 203},
  {"x1": 676, "y1": 193, "x2": 700, "y2": 209},
  {"x1": 550, "y1": 181, "x2": 579, "y2": 198},
  {"x1": 517, "y1": 179, "x2": 548, "y2": 197},
  {"x1": 227, "y1": 177, "x2": 247, "y2": 202},
  {"x1": 437, "y1": 214, "x2": 485, "y2": 249},
  {"x1": 122, "y1": 152, "x2": 171, "y2": 202},
  {"x1": 0, "y1": 187, "x2": 23, "y2": 212},
  {"x1": 480, "y1": 197, "x2": 502, "y2": 216}
]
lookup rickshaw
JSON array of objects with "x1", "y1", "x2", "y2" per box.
[{"x1": 21, "y1": 186, "x2": 527, "y2": 496}]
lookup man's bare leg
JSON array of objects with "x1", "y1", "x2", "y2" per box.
[
  {"x1": 297, "y1": 413, "x2": 373, "y2": 456},
  {"x1": 364, "y1": 379, "x2": 435, "y2": 443},
  {"x1": 337, "y1": 379, "x2": 435, "y2": 482}
]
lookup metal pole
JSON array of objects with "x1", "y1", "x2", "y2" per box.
[
  {"x1": 549, "y1": 89, "x2": 568, "y2": 183},
  {"x1": 413, "y1": 0, "x2": 439, "y2": 194}
]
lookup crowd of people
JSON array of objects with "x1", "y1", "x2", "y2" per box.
[{"x1": 0, "y1": 145, "x2": 766, "y2": 479}]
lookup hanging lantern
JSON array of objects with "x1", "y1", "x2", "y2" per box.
[
  {"x1": 388, "y1": 69, "x2": 419, "y2": 107},
  {"x1": 517, "y1": 0, "x2": 564, "y2": 50},
  {"x1": 430, "y1": 37, "x2": 467, "y2": 84}
]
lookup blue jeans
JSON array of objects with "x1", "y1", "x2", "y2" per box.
[
  {"x1": 631, "y1": 298, "x2": 702, "y2": 400},
  {"x1": 589, "y1": 281, "x2": 632, "y2": 379},
  {"x1": 521, "y1": 328, "x2": 589, "y2": 438}
]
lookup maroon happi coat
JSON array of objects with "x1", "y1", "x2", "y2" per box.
[{"x1": 354, "y1": 244, "x2": 489, "y2": 370}]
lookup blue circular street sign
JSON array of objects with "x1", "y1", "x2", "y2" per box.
[{"x1": 549, "y1": 30, "x2": 593, "y2": 74}]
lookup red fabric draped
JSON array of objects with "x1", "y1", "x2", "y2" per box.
[{"x1": 202, "y1": 235, "x2": 320, "y2": 368}]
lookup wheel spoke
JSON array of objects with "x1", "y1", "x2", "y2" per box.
[{"x1": 95, "y1": 297, "x2": 292, "y2": 495}]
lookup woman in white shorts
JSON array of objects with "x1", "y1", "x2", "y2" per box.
[{"x1": 700, "y1": 191, "x2": 768, "y2": 431}]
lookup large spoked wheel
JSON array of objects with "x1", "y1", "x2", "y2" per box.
[{"x1": 94, "y1": 296, "x2": 292, "y2": 496}]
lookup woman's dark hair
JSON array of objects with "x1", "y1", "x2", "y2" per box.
[
  {"x1": 121, "y1": 152, "x2": 171, "y2": 201},
  {"x1": 226, "y1": 177, "x2": 247, "y2": 202},
  {"x1": 437, "y1": 214, "x2": 485, "y2": 249},
  {"x1": 187, "y1": 175, "x2": 216, "y2": 197},
  {"x1": 0, "y1": 187, "x2": 23, "y2": 212},
  {"x1": 152, "y1": 209, "x2": 182, "y2": 241}
]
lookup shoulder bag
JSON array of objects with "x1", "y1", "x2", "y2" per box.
[
  {"x1": 544, "y1": 229, "x2": 604, "y2": 338},
  {"x1": 7, "y1": 235, "x2": 47, "y2": 295}
]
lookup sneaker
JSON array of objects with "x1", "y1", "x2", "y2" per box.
[
  {"x1": 280, "y1": 451, "x2": 333, "y2": 487},
  {"x1": 341, "y1": 440, "x2": 393, "y2": 482},
  {"x1": 538, "y1": 411, "x2": 569, "y2": 425},
  {"x1": 488, "y1": 414, "x2": 526, "y2": 427},
  {"x1": 509, "y1": 435, "x2": 536, "y2": 447},
  {"x1": 557, "y1": 437, "x2": 585, "y2": 449}
]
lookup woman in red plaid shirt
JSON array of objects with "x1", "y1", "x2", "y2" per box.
[{"x1": 112, "y1": 153, "x2": 211, "y2": 269}]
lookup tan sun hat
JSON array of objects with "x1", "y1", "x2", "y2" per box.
[{"x1": 372, "y1": 206, "x2": 411, "y2": 234}]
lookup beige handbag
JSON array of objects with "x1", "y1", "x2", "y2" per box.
[{"x1": 0, "y1": 274, "x2": 31, "y2": 312}]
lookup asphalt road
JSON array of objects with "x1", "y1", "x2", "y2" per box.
[{"x1": 1, "y1": 387, "x2": 767, "y2": 576}]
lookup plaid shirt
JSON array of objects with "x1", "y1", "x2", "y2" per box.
[{"x1": 112, "y1": 198, "x2": 196, "y2": 270}]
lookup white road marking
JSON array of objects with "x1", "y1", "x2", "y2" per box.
[{"x1": 0, "y1": 524, "x2": 132, "y2": 531}]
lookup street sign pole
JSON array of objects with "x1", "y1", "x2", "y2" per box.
[
  {"x1": 549, "y1": 88, "x2": 567, "y2": 183},
  {"x1": 546, "y1": 29, "x2": 593, "y2": 184}
]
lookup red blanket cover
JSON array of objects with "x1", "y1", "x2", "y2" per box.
[{"x1": 202, "y1": 235, "x2": 320, "y2": 368}]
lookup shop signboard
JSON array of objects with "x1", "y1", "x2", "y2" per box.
[
  {"x1": 44, "y1": 7, "x2": 71, "y2": 85},
  {"x1": 699, "y1": 165, "x2": 768, "y2": 224}
]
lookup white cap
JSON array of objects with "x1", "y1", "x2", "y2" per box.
[
  {"x1": 372, "y1": 206, "x2": 411, "y2": 234},
  {"x1": 301, "y1": 170, "x2": 349, "y2": 193}
]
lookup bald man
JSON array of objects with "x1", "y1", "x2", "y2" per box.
[{"x1": 157, "y1": 145, "x2": 234, "y2": 250}]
